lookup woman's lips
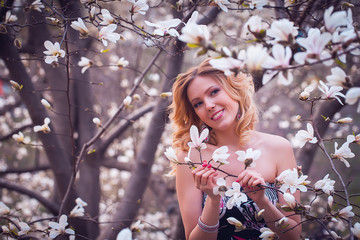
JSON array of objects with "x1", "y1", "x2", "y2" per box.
[{"x1": 211, "y1": 109, "x2": 224, "y2": 120}]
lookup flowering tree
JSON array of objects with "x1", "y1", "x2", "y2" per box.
[{"x1": 0, "y1": 0, "x2": 359, "y2": 240}]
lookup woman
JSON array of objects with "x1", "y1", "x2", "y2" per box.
[{"x1": 169, "y1": 59, "x2": 301, "y2": 240}]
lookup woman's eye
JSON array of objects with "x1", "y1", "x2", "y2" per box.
[
  {"x1": 193, "y1": 102, "x2": 202, "y2": 108},
  {"x1": 210, "y1": 89, "x2": 219, "y2": 96}
]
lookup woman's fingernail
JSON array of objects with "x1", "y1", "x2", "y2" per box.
[
  {"x1": 207, "y1": 164, "x2": 212, "y2": 168},
  {"x1": 236, "y1": 179, "x2": 240, "y2": 183},
  {"x1": 202, "y1": 163, "x2": 207, "y2": 167}
]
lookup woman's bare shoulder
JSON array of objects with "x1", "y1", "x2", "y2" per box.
[{"x1": 255, "y1": 131, "x2": 293, "y2": 150}]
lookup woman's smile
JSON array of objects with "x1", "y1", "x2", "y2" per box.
[{"x1": 211, "y1": 109, "x2": 224, "y2": 121}]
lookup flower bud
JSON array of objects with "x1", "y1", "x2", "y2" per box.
[
  {"x1": 328, "y1": 195, "x2": 333, "y2": 209},
  {"x1": 133, "y1": 94, "x2": 141, "y2": 101},
  {"x1": 10, "y1": 80, "x2": 23, "y2": 91},
  {"x1": 160, "y1": 92, "x2": 173, "y2": 98},
  {"x1": 299, "y1": 91, "x2": 310, "y2": 101},
  {"x1": 14, "y1": 38, "x2": 22, "y2": 49},
  {"x1": 92, "y1": 117, "x2": 101, "y2": 127},
  {"x1": 41, "y1": 98, "x2": 52, "y2": 110},
  {"x1": 0, "y1": 24, "x2": 7, "y2": 34},
  {"x1": 296, "y1": 115, "x2": 302, "y2": 120},
  {"x1": 89, "y1": 6, "x2": 96, "y2": 21},
  {"x1": 336, "y1": 117, "x2": 352, "y2": 124},
  {"x1": 123, "y1": 96, "x2": 132, "y2": 107}
]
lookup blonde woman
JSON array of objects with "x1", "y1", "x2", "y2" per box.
[{"x1": 169, "y1": 59, "x2": 301, "y2": 240}]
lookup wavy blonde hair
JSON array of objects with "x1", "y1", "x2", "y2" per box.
[{"x1": 169, "y1": 58, "x2": 258, "y2": 152}]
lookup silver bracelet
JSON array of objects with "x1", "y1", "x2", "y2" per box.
[{"x1": 197, "y1": 216, "x2": 219, "y2": 233}]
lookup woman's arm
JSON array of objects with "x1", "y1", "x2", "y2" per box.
[{"x1": 175, "y1": 151, "x2": 221, "y2": 240}]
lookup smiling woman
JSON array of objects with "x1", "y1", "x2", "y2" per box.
[{"x1": 169, "y1": 59, "x2": 302, "y2": 240}]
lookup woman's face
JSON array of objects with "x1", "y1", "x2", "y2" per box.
[{"x1": 187, "y1": 75, "x2": 239, "y2": 132}]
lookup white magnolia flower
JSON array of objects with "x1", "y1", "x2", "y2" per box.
[
  {"x1": 318, "y1": 80, "x2": 345, "y2": 105},
  {"x1": 99, "y1": 24, "x2": 121, "y2": 47},
  {"x1": 33, "y1": 117, "x2": 51, "y2": 133},
  {"x1": 262, "y1": 44, "x2": 293, "y2": 85},
  {"x1": 351, "y1": 222, "x2": 360, "y2": 239},
  {"x1": 188, "y1": 125, "x2": 208, "y2": 150},
  {"x1": 259, "y1": 227, "x2": 278, "y2": 240},
  {"x1": 160, "y1": 92, "x2": 172, "y2": 98},
  {"x1": 100, "y1": 9, "x2": 115, "y2": 25},
  {"x1": 213, "y1": 178, "x2": 228, "y2": 197},
  {"x1": 128, "y1": 0, "x2": 149, "y2": 15},
  {"x1": 266, "y1": 19, "x2": 298, "y2": 44},
  {"x1": 212, "y1": 146, "x2": 230, "y2": 164},
  {"x1": 123, "y1": 96, "x2": 132, "y2": 107},
  {"x1": 214, "y1": 0, "x2": 230, "y2": 12},
  {"x1": 78, "y1": 57, "x2": 93, "y2": 73},
  {"x1": 89, "y1": 6, "x2": 96, "y2": 21},
  {"x1": 164, "y1": 147, "x2": 179, "y2": 164},
  {"x1": 338, "y1": 205, "x2": 355, "y2": 219},
  {"x1": 70, "y1": 198, "x2": 88, "y2": 217},
  {"x1": 12, "y1": 131, "x2": 25, "y2": 143},
  {"x1": 144, "y1": 18, "x2": 181, "y2": 37},
  {"x1": 92, "y1": 117, "x2": 101, "y2": 127},
  {"x1": 209, "y1": 53, "x2": 245, "y2": 76},
  {"x1": 227, "y1": 217, "x2": 245, "y2": 232},
  {"x1": 283, "y1": 192, "x2": 296, "y2": 209},
  {"x1": 116, "y1": 228, "x2": 132, "y2": 240},
  {"x1": 41, "y1": 98, "x2": 52, "y2": 109},
  {"x1": 314, "y1": 174, "x2": 335, "y2": 195},
  {"x1": 48, "y1": 215, "x2": 75, "y2": 240},
  {"x1": 294, "y1": 28, "x2": 332, "y2": 66},
  {"x1": 294, "y1": 123, "x2": 318, "y2": 148},
  {"x1": 5, "y1": 10, "x2": 17, "y2": 23},
  {"x1": 332, "y1": 141, "x2": 355, "y2": 168},
  {"x1": 70, "y1": 18, "x2": 89, "y2": 38},
  {"x1": 299, "y1": 82, "x2": 316, "y2": 100},
  {"x1": 245, "y1": 44, "x2": 269, "y2": 72},
  {"x1": 30, "y1": 0, "x2": 45, "y2": 12},
  {"x1": 43, "y1": 41, "x2": 65, "y2": 64},
  {"x1": 276, "y1": 168, "x2": 310, "y2": 194},
  {"x1": 249, "y1": 0, "x2": 268, "y2": 9},
  {"x1": 225, "y1": 182, "x2": 248, "y2": 209},
  {"x1": 236, "y1": 148, "x2": 261, "y2": 168},
  {"x1": 326, "y1": 67, "x2": 349, "y2": 87},
  {"x1": 345, "y1": 87, "x2": 360, "y2": 113},
  {"x1": 324, "y1": 6, "x2": 348, "y2": 33},
  {"x1": 241, "y1": 15, "x2": 268, "y2": 39},
  {"x1": 18, "y1": 222, "x2": 31, "y2": 235},
  {"x1": 0, "y1": 202, "x2": 10, "y2": 215},
  {"x1": 117, "y1": 57, "x2": 129, "y2": 68},
  {"x1": 178, "y1": 23, "x2": 210, "y2": 47}
]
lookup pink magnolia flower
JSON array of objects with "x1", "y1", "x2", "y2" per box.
[
  {"x1": 294, "y1": 28, "x2": 332, "y2": 66},
  {"x1": 145, "y1": 18, "x2": 181, "y2": 37},
  {"x1": 261, "y1": 44, "x2": 293, "y2": 85},
  {"x1": 324, "y1": 6, "x2": 348, "y2": 33},
  {"x1": 245, "y1": 44, "x2": 269, "y2": 72},
  {"x1": 241, "y1": 15, "x2": 268, "y2": 39},
  {"x1": 326, "y1": 67, "x2": 349, "y2": 87},
  {"x1": 128, "y1": 0, "x2": 149, "y2": 15},
  {"x1": 266, "y1": 19, "x2": 298, "y2": 44}
]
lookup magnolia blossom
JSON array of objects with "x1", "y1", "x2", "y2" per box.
[
  {"x1": 266, "y1": 19, "x2": 298, "y2": 44},
  {"x1": 241, "y1": 15, "x2": 268, "y2": 39},
  {"x1": 249, "y1": 0, "x2": 268, "y2": 9},
  {"x1": 0, "y1": 202, "x2": 10, "y2": 215},
  {"x1": 314, "y1": 174, "x2": 335, "y2": 195},
  {"x1": 89, "y1": 6, "x2": 96, "y2": 21},
  {"x1": 128, "y1": 0, "x2": 149, "y2": 15},
  {"x1": 294, "y1": 123, "x2": 318, "y2": 148},
  {"x1": 78, "y1": 57, "x2": 93, "y2": 73},
  {"x1": 328, "y1": 195, "x2": 333, "y2": 209},
  {"x1": 235, "y1": 148, "x2": 261, "y2": 168},
  {"x1": 41, "y1": 98, "x2": 52, "y2": 109},
  {"x1": 245, "y1": 44, "x2": 269, "y2": 72},
  {"x1": 212, "y1": 146, "x2": 230, "y2": 164},
  {"x1": 188, "y1": 125, "x2": 208, "y2": 150},
  {"x1": 70, "y1": 197, "x2": 88, "y2": 217},
  {"x1": 326, "y1": 67, "x2": 349, "y2": 87},
  {"x1": 123, "y1": 96, "x2": 132, "y2": 107},
  {"x1": 318, "y1": 81, "x2": 345, "y2": 105},
  {"x1": 116, "y1": 228, "x2": 132, "y2": 240},
  {"x1": 294, "y1": 28, "x2": 332, "y2": 66},
  {"x1": 209, "y1": 54, "x2": 245, "y2": 76},
  {"x1": 262, "y1": 44, "x2": 293, "y2": 85},
  {"x1": 351, "y1": 222, "x2": 360, "y2": 239},
  {"x1": 178, "y1": 23, "x2": 210, "y2": 47},
  {"x1": 92, "y1": 117, "x2": 101, "y2": 127},
  {"x1": 225, "y1": 182, "x2": 248, "y2": 209},
  {"x1": 12, "y1": 131, "x2": 25, "y2": 143},
  {"x1": 99, "y1": 24, "x2": 121, "y2": 47},
  {"x1": 18, "y1": 222, "x2": 31, "y2": 235},
  {"x1": 160, "y1": 92, "x2": 172, "y2": 98},
  {"x1": 336, "y1": 117, "x2": 352, "y2": 124},
  {"x1": 227, "y1": 217, "x2": 245, "y2": 232},
  {"x1": 144, "y1": 18, "x2": 181, "y2": 37},
  {"x1": 213, "y1": 178, "x2": 228, "y2": 197},
  {"x1": 332, "y1": 141, "x2": 355, "y2": 167},
  {"x1": 338, "y1": 206, "x2": 355, "y2": 219},
  {"x1": 324, "y1": 6, "x2": 348, "y2": 33},
  {"x1": 100, "y1": 9, "x2": 115, "y2": 25},
  {"x1": 117, "y1": 57, "x2": 129, "y2": 68},
  {"x1": 49, "y1": 215, "x2": 75, "y2": 240},
  {"x1": 30, "y1": 0, "x2": 45, "y2": 12},
  {"x1": 345, "y1": 87, "x2": 360, "y2": 113},
  {"x1": 299, "y1": 82, "x2": 316, "y2": 100},
  {"x1": 259, "y1": 227, "x2": 278, "y2": 240},
  {"x1": 214, "y1": 0, "x2": 230, "y2": 12},
  {"x1": 276, "y1": 168, "x2": 310, "y2": 194},
  {"x1": 164, "y1": 147, "x2": 179, "y2": 164},
  {"x1": 5, "y1": 10, "x2": 17, "y2": 23},
  {"x1": 33, "y1": 117, "x2": 51, "y2": 133},
  {"x1": 43, "y1": 41, "x2": 65, "y2": 64},
  {"x1": 283, "y1": 192, "x2": 296, "y2": 209},
  {"x1": 70, "y1": 18, "x2": 89, "y2": 38}
]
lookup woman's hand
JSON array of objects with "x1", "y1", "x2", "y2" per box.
[
  {"x1": 237, "y1": 169, "x2": 266, "y2": 203},
  {"x1": 192, "y1": 161, "x2": 219, "y2": 199}
]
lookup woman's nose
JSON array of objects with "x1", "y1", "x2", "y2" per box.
[{"x1": 205, "y1": 99, "x2": 215, "y2": 110}]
